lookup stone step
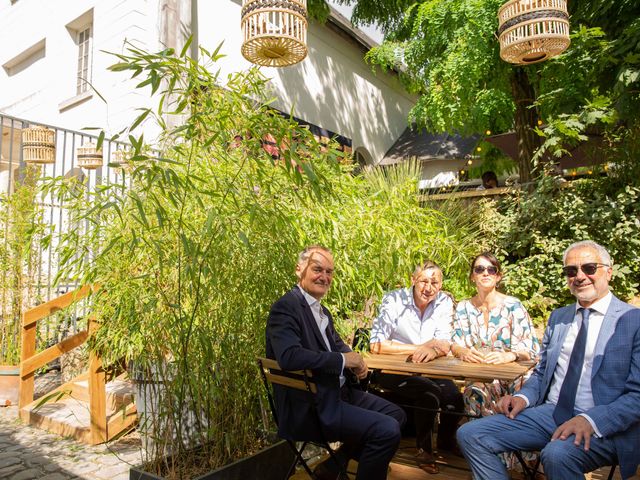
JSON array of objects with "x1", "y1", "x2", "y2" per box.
[
  {"x1": 20, "y1": 395, "x2": 137, "y2": 445},
  {"x1": 69, "y1": 378, "x2": 135, "y2": 412},
  {"x1": 20, "y1": 372, "x2": 137, "y2": 445}
]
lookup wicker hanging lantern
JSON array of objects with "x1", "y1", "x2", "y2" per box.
[
  {"x1": 77, "y1": 142, "x2": 103, "y2": 170},
  {"x1": 111, "y1": 149, "x2": 131, "y2": 170},
  {"x1": 241, "y1": 0, "x2": 308, "y2": 67},
  {"x1": 22, "y1": 126, "x2": 56, "y2": 165},
  {"x1": 498, "y1": 0, "x2": 570, "y2": 65}
]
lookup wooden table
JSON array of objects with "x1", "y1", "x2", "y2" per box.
[{"x1": 364, "y1": 354, "x2": 536, "y2": 383}]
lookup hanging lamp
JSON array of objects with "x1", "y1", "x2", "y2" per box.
[
  {"x1": 498, "y1": 0, "x2": 570, "y2": 65},
  {"x1": 22, "y1": 126, "x2": 56, "y2": 165},
  {"x1": 241, "y1": 0, "x2": 308, "y2": 67},
  {"x1": 111, "y1": 149, "x2": 131, "y2": 170},
  {"x1": 77, "y1": 142, "x2": 103, "y2": 170}
]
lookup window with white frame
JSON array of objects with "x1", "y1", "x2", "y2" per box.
[{"x1": 76, "y1": 25, "x2": 92, "y2": 95}]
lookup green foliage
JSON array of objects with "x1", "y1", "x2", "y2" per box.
[
  {"x1": 468, "y1": 141, "x2": 517, "y2": 179},
  {"x1": 596, "y1": 122, "x2": 640, "y2": 193},
  {"x1": 569, "y1": 0, "x2": 640, "y2": 121},
  {"x1": 295, "y1": 160, "x2": 482, "y2": 339},
  {"x1": 532, "y1": 3, "x2": 640, "y2": 165},
  {"x1": 46, "y1": 43, "x2": 330, "y2": 476},
  {"x1": 43, "y1": 43, "x2": 481, "y2": 478},
  {"x1": 533, "y1": 95, "x2": 617, "y2": 164},
  {"x1": 535, "y1": 27, "x2": 613, "y2": 119},
  {"x1": 346, "y1": 0, "x2": 640, "y2": 182},
  {"x1": 308, "y1": 0, "x2": 331, "y2": 21},
  {"x1": 478, "y1": 174, "x2": 640, "y2": 325},
  {"x1": 363, "y1": 0, "x2": 516, "y2": 136},
  {"x1": 0, "y1": 166, "x2": 46, "y2": 365}
]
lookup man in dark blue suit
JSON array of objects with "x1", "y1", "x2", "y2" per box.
[
  {"x1": 266, "y1": 245, "x2": 406, "y2": 480},
  {"x1": 457, "y1": 240, "x2": 640, "y2": 479}
]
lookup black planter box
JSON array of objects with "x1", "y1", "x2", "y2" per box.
[{"x1": 130, "y1": 440, "x2": 296, "y2": 480}]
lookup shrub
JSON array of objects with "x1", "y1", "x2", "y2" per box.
[
  {"x1": 478, "y1": 174, "x2": 640, "y2": 325},
  {"x1": 295, "y1": 161, "x2": 482, "y2": 340},
  {"x1": 0, "y1": 165, "x2": 46, "y2": 365},
  {"x1": 43, "y1": 43, "x2": 482, "y2": 478}
]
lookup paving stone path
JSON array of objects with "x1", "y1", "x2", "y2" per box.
[{"x1": 0, "y1": 406, "x2": 142, "y2": 480}]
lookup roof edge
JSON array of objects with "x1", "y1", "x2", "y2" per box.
[{"x1": 326, "y1": 6, "x2": 378, "y2": 53}]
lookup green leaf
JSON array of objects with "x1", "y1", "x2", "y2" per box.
[
  {"x1": 131, "y1": 109, "x2": 151, "y2": 131},
  {"x1": 180, "y1": 36, "x2": 194, "y2": 58},
  {"x1": 96, "y1": 131, "x2": 105, "y2": 151}
]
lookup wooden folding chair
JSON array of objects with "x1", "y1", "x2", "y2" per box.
[{"x1": 257, "y1": 357, "x2": 349, "y2": 479}]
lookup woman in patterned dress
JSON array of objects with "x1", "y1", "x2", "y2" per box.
[{"x1": 450, "y1": 252, "x2": 540, "y2": 416}]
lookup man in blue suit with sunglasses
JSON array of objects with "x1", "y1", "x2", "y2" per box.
[{"x1": 457, "y1": 240, "x2": 640, "y2": 479}]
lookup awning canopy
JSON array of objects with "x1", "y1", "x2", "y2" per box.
[
  {"x1": 381, "y1": 128, "x2": 479, "y2": 165},
  {"x1": 486, "y1": 131, "x2": 606, "y2": 170}
]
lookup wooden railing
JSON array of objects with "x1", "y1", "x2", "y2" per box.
[
  {"x1": 18, "y1": 284, "x2": 108, "y2": 444},
  {"x1": 420, "y1": 186, "x2": 516, "y2": 202}
]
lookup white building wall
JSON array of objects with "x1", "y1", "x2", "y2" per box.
[
  {"x1": 198, "y1": 0, "x2": 415, "y2": 164},
  {"x1": 0, "y1": 0, "x2": 161, "y2": 137},
  {"x1": 0, "y1": 0, "x2": 414, "y2": 165}
]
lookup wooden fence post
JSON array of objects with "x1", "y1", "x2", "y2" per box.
[
  {"x1": 18, "y1": 311, "x2": 36, "y2": 409},
  {"x1": 88, "y1": 317, "x2": 107, "y2": 444}
]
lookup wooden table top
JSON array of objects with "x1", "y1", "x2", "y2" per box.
[{"x1": 364, "y1": 354, "x2": 536, "y2": 383}]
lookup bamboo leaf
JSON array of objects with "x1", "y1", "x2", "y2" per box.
[
  {"x1": 131, "y1": 109, "x2": 151, "y2": 131},
  {"x1": 180, "y1": 36, "x2": 193, "y2": 58}
]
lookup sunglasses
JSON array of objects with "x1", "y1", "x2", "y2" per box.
[
  {"x1": 473, "y1": 265, "x2": 498, "y2": 275},
  {"x1": 562, "y1": 263, "x2": 609, "y2": 278}
]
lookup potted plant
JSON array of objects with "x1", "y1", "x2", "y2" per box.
[
  {"x1": 43, "y1": 41, "x2": 337, "y2": 479},
  {"x1": 42, "y1": 38, "x2": 483, "y2": 479}
]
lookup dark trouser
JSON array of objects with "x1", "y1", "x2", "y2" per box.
[
  {"x1": 375, "y1": 373, "x2": 464, "y2": 453},
  {"x1": 333, "y1": 386, "x2": 406, "y2": 480}
]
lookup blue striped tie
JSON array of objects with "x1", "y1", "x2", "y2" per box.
[{"x1": 553, "y1": 307, "x2": 591, "y2": 425}]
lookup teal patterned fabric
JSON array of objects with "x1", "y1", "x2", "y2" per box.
[
  {"x1": 452, "y1": 296, "x2": 540, "y2": 359},
  {"x1": 452, "y1": 296, "x2": 541, "y2": 471}
]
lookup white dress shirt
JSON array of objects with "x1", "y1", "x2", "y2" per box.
[
  {"x1": 298, "y1": 286, "x2": 345, "y2": 382},
  {"x1": 370, "y1": 288, "x2": 453, "y2": 345},
  {"x1": 543, "y1": 292, "x2": 612, "y2": 434}
]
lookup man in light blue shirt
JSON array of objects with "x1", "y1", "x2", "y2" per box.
[{"x1": 370, "y1": 260, "x2": 464, "y2": 474}]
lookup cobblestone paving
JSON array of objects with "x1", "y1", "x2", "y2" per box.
[{"x1": 0, "y1": 406, "x2": 142, "y2": 480}]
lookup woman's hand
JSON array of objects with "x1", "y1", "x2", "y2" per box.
[
  {"x1": 455, "y1": 346, "x2": 484, "y2": 363},
  {"x1": 483, "y1": 351, "x2": 517, "y2": 364},
  {"x1": 431, "y1": 339, "x2": 451, "y2": 356}
]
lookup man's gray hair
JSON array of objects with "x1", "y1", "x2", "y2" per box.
[
  {"x1": 413, "y1": 260, "x2": 443, "y2": 278},
  {"x1": 563, "y1": 240, "x2": 612, "y2": 265},
  {"x1": 297, "y1": 245, "x2": 333, "y2": 266}
]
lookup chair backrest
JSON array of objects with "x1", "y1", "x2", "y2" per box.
[
  {"x1": 351, "y1": 327, "x2": 371, "y2": 351},
  {"x1": 257, "y1": 357, "x2": 317, "y2": 394},
  {"x1": 257, "y1": 357, "x2": 318, "y2": 430},
  {"x1": 256, "y1": 358, "x2": 348, "y2": 477}
]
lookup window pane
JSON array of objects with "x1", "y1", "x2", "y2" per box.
[{"x1": 76, "y1": 25, "x2": 92, "y2": 95}]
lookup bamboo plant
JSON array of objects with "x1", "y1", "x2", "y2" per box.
[
  {"x1": 42, "y1": 41, "x2": 482, "y2": 478},
  {"x1": 0, "y1": 165, "x2": 46, "y2": 366}
]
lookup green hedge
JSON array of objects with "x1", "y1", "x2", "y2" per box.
[{"x1": 477, "y1": 176, "x2": 640, "y2": 325}]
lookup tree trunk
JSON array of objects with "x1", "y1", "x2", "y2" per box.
[{"x1": 510, "y1": 68, "x2": 540, "y2": 185}]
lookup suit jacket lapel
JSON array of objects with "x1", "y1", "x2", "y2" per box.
[
  {"x1": 293, "y1": 287, "x2": 330, "y2": 352},
  {"x1": 592, "y1": 295, "x2": 622, "y2": 376},
  {"x1": 543, "y1": 306, "x2": 575, "y2": 397}
]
